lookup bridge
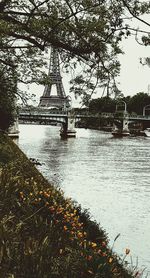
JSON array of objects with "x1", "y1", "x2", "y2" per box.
[
  {"x1": 18, "y1": 108, "x2": 150, "y2": 130},
  {"x1": 18, "y1": 108, "x2": 150, "y2": 121},
  {"x1": 18, "y1": 107, "x2": 102, "y2": 138},
  {"x1": 9, "y1": 106, "x2": 150, "y2": 139},
  {"x1": 7, "y1": 46, "x2": 150, "y2": 138},
  {"x1": 18, "y1": 108, "x2": 99, "y2": 125}
]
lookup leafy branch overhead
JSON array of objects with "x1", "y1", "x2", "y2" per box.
[{"x1": 0, "y1": 0, "x2": 150, "y2": 93}]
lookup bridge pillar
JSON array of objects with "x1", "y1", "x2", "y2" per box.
[
  {"x1": 8, "y1": 117, "x2": 19, "y2": 138},
  {"x1": 112, "y1": 116, "x2": 130, "y2": 137},
  {"x1": 60, "y1": 112, "x2": 76, "y2": 138},
  {"x1": 122, "y1": 117, "x2": 129, "y2": 134}
]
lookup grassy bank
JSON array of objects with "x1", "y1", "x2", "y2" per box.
[{"x1": 0, "y1": 131, "x2": 136, "y2": 277}]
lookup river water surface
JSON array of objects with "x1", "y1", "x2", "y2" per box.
[{"x1": 19, "y1": 124, "x2": 150, "y2": 274}]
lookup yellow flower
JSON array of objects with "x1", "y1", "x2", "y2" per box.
[
  {"x1": 91, "y1": 242, "x2": 97, "y2": 248},
  {"x1": 109, "y1": 257, "x2": 113, "y2": 263}
]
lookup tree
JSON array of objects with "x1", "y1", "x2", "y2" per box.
[
  {"x1": 0, "y1": 0, "x2": 150, "y2": 101},
  {"x1": 0, "y1": 66, "x2": 16, "y2": 130},
  {"x1": 89, "y1": 96, "x2": 116, "y2": 114},
  {"x1": 127, "y1": 92, "x2": 150, "y2": 115}
]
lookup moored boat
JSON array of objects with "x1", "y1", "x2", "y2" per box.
[
  {"x1": 60, "y1": 129, "x2": 76, "y2": 139},
  {"x1": 144, "y1": 128, "x2": 150, "y2": 137},
  {"x1": 112, "y1": 128, "x2": 130, "y2": 137},
  {"x1": 112, "y1": 131, "x2": 130, "y2": 137}
]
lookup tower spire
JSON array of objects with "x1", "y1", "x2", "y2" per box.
[{"x1": 39, "y1": 47, "x2": 68, "y2": 108}]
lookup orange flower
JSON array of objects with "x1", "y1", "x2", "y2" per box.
[
  {"x1": 43, "y1": 191, "x2": 50, "y2": 198},
  {"x1": 125, "y1": 248, "x2": 130, "y2": 255},
  {"x1": 63, "y1": 225, "x2": 68, "y2": 231},
  {"x1": 77, "y1": 232, "x2": 83, "y2": 238},
  {"x1": 56, "y1": 207, "x2": 63, "y2": 214}
]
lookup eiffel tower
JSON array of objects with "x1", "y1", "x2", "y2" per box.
[{"x1": 39, "y1": 47, "x2": 69, "y2": 109}]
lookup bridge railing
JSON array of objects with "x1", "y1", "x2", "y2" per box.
[
  {"x1": 19, "y1": 109, "x2": 68, "y2": 116},
  {"x1": 19, "y1": 108, "x2": 150, "y2": 120}
]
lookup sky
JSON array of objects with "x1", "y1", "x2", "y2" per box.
[
  {"x1": 20, "y1": 31, "x2": 150, "y2": 108},
  {"x1": 117, "y1": 36, "x2": 150, "y2": 97}
]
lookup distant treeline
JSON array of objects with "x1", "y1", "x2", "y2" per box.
[{"x1": 74, "y1": 92, "x2": 150, "y2": 116}]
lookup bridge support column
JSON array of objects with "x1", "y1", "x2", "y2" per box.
[
  {"x1": 60, "y1": 112, "x2": 76, "y2": 138},
  {"x1": 122, "y1": 117, "x2": 130, "y2": 135},
  {"x1": 8, "y1": 117, "x2": 19, "y2": 138},
  {"x1": 112, "y1": 117, "x2": 130, "y2": 137}
]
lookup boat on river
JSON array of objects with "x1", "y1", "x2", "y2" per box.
[
  {"x1": 60, "y1": 129, "x2": 76, "y2": 139},
  {"x1": 112, "y1": 128, "x2": 130, "y2": 137},
  {"x1": 144, "y1": 128, "x2": 150, "y2": 137}
]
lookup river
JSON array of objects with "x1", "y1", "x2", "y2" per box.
[{"x1": 18, "y1": 124, "x2": 150, "y2": 275}]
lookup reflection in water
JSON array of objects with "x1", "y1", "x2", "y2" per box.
[{"x1": 19, "y1": 124, "x2": 150, "y2": 274}]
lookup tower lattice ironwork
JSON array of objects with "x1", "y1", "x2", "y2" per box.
[{"x1": 39, "y1": 47, "x2": 69, "y2": 109}]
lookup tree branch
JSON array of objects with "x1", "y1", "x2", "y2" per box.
[
  {"x1": 0, "y1": 58, "x2": 17, "y2": 68},
  {"x1": 122, "y1": 0, "x2": 150, "y2": 27}
]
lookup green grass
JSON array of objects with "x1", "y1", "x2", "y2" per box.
[{"x1": 0, "y1": 131, "x2": 136, "y2": 277}]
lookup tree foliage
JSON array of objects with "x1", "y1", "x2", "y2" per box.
[
  {"x1": 0, "y1": 66, "x2": 16, "y2": 130},
  {"x1": 127, "y1": 92, "x2": 150, "y2": 115},
  {"x1": 0, "y1": 0, "x2": 150, "y2": 104},
  {"x1": 88, "y1": 92, "x2": 150, "y2": 116},
  {"x1": 89, "y1": 97, "x2": 116, "y2": 114}
]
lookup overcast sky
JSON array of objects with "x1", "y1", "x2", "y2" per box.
[{"x1": 117, "y1": 36, "x2": 150, "y2": 97}]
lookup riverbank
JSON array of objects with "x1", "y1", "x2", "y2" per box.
[{"x1": 0, "y1": 131, "x2": 137, "y2": 277}]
